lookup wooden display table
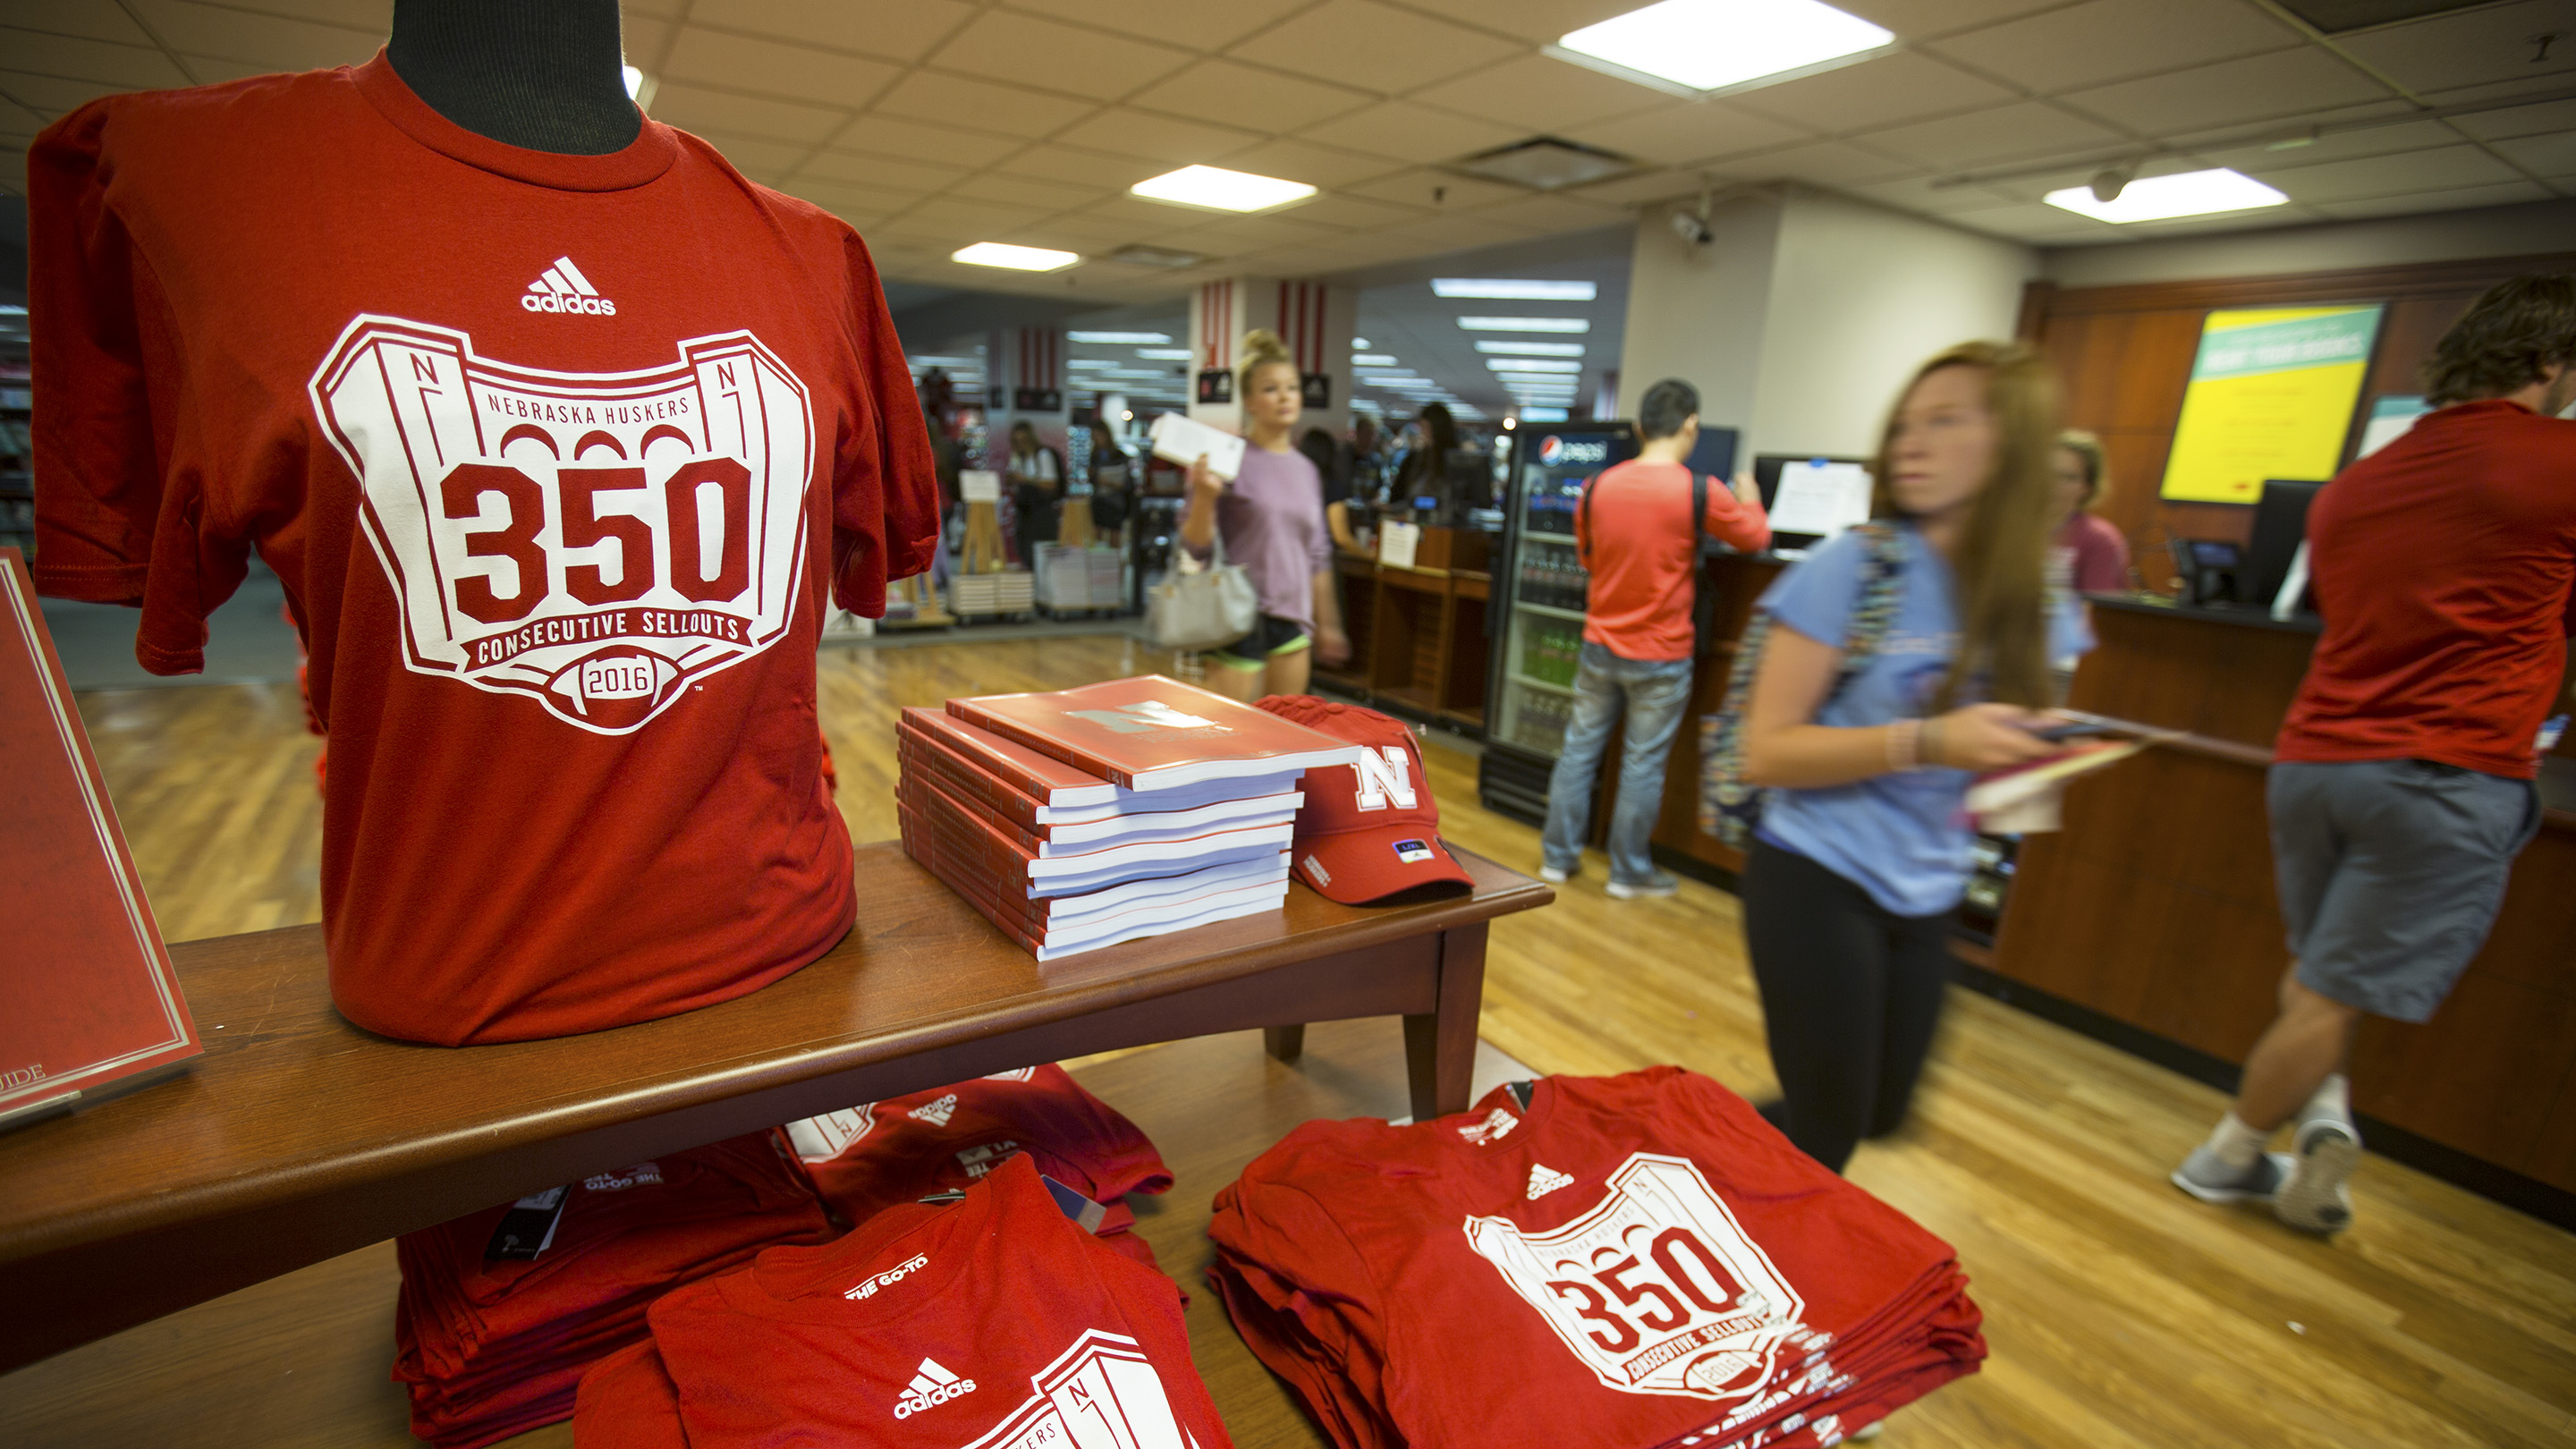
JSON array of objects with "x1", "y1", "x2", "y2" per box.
[{"x1": 0, "y1": 843, "x2": 1549, "y2": 1373}]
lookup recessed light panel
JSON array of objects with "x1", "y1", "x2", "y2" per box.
[
  {"x1": 1476, "y1": 341, "x2": 1587, "y2": 357},
  {"x1": 1352, "y1": 353, "x2": 1400, "y2": 366},
  {"x1": 1135, "y1": 348, "x2": 1193, "y2": 360},
  {"x1": 1131, "y1": 165, "x2": 1318, "y2": 214},
  {"x1": 1488, "y1": 359, "x2": 1584, "y2": 373},
  {"x1": 1459, "y1": 317, "x2": 1591, "y2": 334},
  {"x1": 953, "y1": 242, "x2": 1080, "y2": 272},
  {"x1": 2043, "y1": 168, "x2": 2291, "y2": 223},
  {"x1": 1068, "y1": 331, "x2": 1171, "y2": 344},
  {"x1": 1555, "y1": 0, "x2": 1892, "y2": 95},
  {"x1": 1521, "y1": 406, "x2": 1573, "y2": 422},
  {"x1": 1432, "y1": 279, "x2": 1599, "y2": 301}
]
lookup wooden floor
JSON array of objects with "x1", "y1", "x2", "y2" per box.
[{"x1": 9, "y1": 631, "x2": 2572, "y2": 1447}]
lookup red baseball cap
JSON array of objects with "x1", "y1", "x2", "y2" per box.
[{"x1": 1255, "y1": 695, "x2": 1473, "y2": 905}]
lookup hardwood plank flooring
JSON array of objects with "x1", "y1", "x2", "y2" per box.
[{"x1": 11, "y1": 632, "x2": 2569, "y2": 1447}]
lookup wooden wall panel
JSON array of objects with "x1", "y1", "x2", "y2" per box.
[{"x1": 2351, "y1": 962, "x2": 2576, "y2": 1173}]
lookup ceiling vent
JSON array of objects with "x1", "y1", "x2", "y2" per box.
[
  {"x1": 2273, "y1": 0, "x2": 2494, "y2": 31},
  {"x1": 1451, "y1": 137, "x2": 1639, "y2": 191},
  {"x1": 1106, "y1": 243, "x2": 1209, "y2": 269}
]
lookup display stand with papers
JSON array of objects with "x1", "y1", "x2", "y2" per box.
[{"x1": 0, "y1": 841, "x2": 1549, "y2": 1372}]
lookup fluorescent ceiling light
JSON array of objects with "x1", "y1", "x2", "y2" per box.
[
  {"x1": 1352, "y1": 353, "x2": 1400, "y2": 366},
  {"x1": 1460, "y1": 317, "x2": 1590, "y2": 334},
  {"x1": 1521, "y1": 406, "x2": 1572, "y2": 422},
  {"x1": 1135, "y1": 347, "x2": 1192, "y2": 360},
  {"x1": 622, "y1": 65, "x2": 645, "y2": 98},
  {"x1": 1068, "y1": 331, "x2": 1170, "y2": 344},
  {"x1": 907, "y1": 355, "x2": 979, "y2": 367},
  {"x1": 1488, "y1": 359, "x2": 1583, "y2": 373},
  {"x1": 2043, "y1": 167, "x2": 2289, "y2": 223},
  {"x1": 1067, "y1": 358, "x2": 1119, "y2": 368},
  {"x1": 953, "y1": 242, "x2": 1079, "y2": 272},
  {"x1": 1476, "y1": 341, "x2": 1586, "y2": 357},
  {"x1": 1432, "y1": 278, "x2": 1598, "y2": 301},
  {"x1": 1352, "y1": 337, "x2": 1371, "y2": 349},
  {"x1": 1131, "y1": 165, "x2": 1318, "y2": 214},
  {"x1": 1553, "y1": 0, "x2": 1893, "y2": 96}
]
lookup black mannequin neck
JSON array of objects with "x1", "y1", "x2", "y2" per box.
[{"x1": 387, "y1": 0, "x2": 639, "y2": 156}]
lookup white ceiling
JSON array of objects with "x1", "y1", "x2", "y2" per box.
[{"x1": 2, "y1": 0, "x2": 2572, "y2": 308}]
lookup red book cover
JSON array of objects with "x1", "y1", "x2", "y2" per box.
[
  {"x1": 945, "y1": 675, "x2": 1360, "y2": 792},
  {"x1": 900, "y1": 708, "x2": 1123, "y2": 808},
  {"x1": 1, "y1": 548, "x2": 201, "y2": 1124},
  {"x1": 899, "y1": 737, "x2": 1297, "y2": 856},
  {"x1": 908, "y1": 768, "x2": 1293, "y2": 890}
]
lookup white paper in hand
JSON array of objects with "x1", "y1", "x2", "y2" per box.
[
  {"x1": 1148, "y1": 413, "x2": 1247, "y2": 481},
  {"x1": 1768, "y1": 459, "x2": 1873, "y2": 540}
]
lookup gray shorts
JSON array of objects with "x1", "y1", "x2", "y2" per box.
[{"x1": 2268, "y1": 758, "x2": 2541, "y2": 1022}]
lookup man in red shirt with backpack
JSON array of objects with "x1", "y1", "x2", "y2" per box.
[
  {"x1": 1540, "y1": 379, "x2": 1770, "y2": 897},
  {"x1": 2174, "y1": 275, "x2": 2576, "y2": 1233}
]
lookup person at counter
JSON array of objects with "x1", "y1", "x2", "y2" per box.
[
  {"x1": 2051, "y1": 429, "x2": 2129, "y2": 593},
  {"x1": 1539, "y1": 378, "x2": 1769, "y2": 898},
  {"x1": 2174, "y1": 274, "x2": 2576, "y2": 1234},
  {"x1": 1736, "y1": 342, "x2": 2082, "y2": 1174}
]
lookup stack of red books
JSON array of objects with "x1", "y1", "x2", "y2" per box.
[{"x1": 897, "y1": 675, "x2": 1363, "y2": 959}]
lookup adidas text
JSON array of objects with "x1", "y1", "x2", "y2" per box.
[
  {"x1": 522, "y1": 256, "x2": 616, "y2": 316},
  {"x1": 894, "y1": 1358, "x2": 978, "y2": 1419}
]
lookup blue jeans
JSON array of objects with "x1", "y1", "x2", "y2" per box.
[{"x1": 1541, "y1": 642, "x2": 1693, "y2": 885}]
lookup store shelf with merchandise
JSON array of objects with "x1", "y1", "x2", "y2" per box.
[
  {"x1": 0, "y1": 358, "x2": 31, "y2": 560},
  {"x1": 1313, "y1": 527, "x2": 1491, "y2": 736}
]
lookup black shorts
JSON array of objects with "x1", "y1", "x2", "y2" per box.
[{"x1": 1213, "y1": 614, "x2": 1310, "y2": 669}]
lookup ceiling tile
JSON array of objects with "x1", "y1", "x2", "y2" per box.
[
  {"x1": 779, "y1": 178, "x2": 918, "y2": 221},
  {"x1": 682, "y1": 0, "x2": 975, "y2": 65},
  {"x1": 1946, "y1": 199, "x2": 2123, "y2": 239},
  {"x1": 1927, "y1": 0, "x2": 2301, "y2": 95},
  {"x1": 0, "y1": 90, "x2": 39, "y2": 131},
  {"x1": 1565, "y1": 166, "x2": 1722, "y2": 206},
  {"x1": 1279, "y1": 191, "x2": 1430, "y2": 228},
  {"x1": 2335, "y1": 0, "x2": 2576, "y2": 97},
  {"x1": 826, "y1": 114, "x2": 1022, "y2": 167},
  {"x1": 948, "y1": 171, "x2": 1112, "y2": 211},
  {"x1": 1130, "y1": 60, "x2": 1375, "y2": 131},
  {"x1": 1404, "y1": 54, "x2": 1668, "y2": 132},
  {"x1": 1471, "y1": 193, "x2": 1631, "y2": 234},
  {"x1": 126, "y1": 1, "x2": 376, "y2": 71},
  {"x1": 2448, "y1": 97, "x2": 2576, "y2": 141},
  {"x1": 1341, "y1": 168, "x2": 1526, "y2": 208},
  {"x1": 2491, "y1": 131, "x2": 2576, "y2": 177},
  {"x1": 1843, "y1": 174, "x2": 2026, "y2": 214},
  {"x1": 1053, "y1": 108, "x2": 1265, "y2": 164},
  {"x1": 0, "y1": 2, "x2": 153, "y2": 44},
  {"x1": 1856, "y1": 100, "x2": 2123, "y2": 169},
  {"x1": 902, "y1": 195, "x2": 1058, "y2": 234},
  {"x1": 648, "y1": 80, "x2": 852, "y2": 145},
  {"x1": 1298, "y1": 99, "x2": 1524, "y2": 163},
  {"x1": 1833, "y1": 0, "x2": 2071, "y2": 38},
  {"x1": 1006, "y1": 211, "x2": 1157, "y2": 243},
  {"x1": 1211, "y1": 136, "x2": 1404, "y2": 189},
  {"x1": 798, "y1": 148, "x2": 960, "y2": 192},
  {"x1": 872, "y1": 71, "x2": 1097, "y2": 137},
  {"x1": 925, "y1": 11, "x2": 1194, "y2": 103},
  {"x1": 663, "y1": 27, "x2": 901, "y2": 110},
  {"x1": 1231, "y1": 0, "x2": 1521, "y2": 96},
  {"x1": 624, "y1": 0, "x2": 686, "y2": 15},
  {"x1": 1730, "y1": 51, "x2": 2021, "y2": 134},
  {"x1": 993, "y1": 143, "x2": 1168, "y2": 189},
  {"x1": 171, "y1": 55, "x2": 279, "y2": 85},
  {"x1": 2184, "y1": 118, "x2": 2465, "y2": 173},
  {"x1": 0, "y1": 29, "x2": 191, "y2": 89},
  {"x1": 0, "y1": 70, "x2": 130, "y2": 114},
  {"x1": 1080, "y1": 193, "x2": 1227, "y2": 227},
  {"x1": 624, "y1": 17, "x2": 671, "y2": 65},
  {"x1": 1730, "y1": 140, "x2": 1918, "y2": 186},
  {"x1": 2413, "y1": 77, "x2": 2576, "y2": 111},
  {"x1": 1007, "y1": 0, "x2": 1309, "y2": 53},
  {"x1": 225, "y1": 0, "x2": 391, "y2": 29},
  {"x1": 685, "y1": 131, "x2": 818, "y2": 178},
  {"x1": 1563, "y1": 99, "x2": 1813, "y2": 166},
  {"x1": 2251, "y1": 142, "x2": 2523, "y2": 204},
  {"x1": 2058, "y1": 47, "x2": 2393, "y2": 135},
  {"x1": 1162, "y1": 211, "x2": 1346, "y2": 250},
  {"x1": 2313, "y1": 179, "x2": 2555, "y2": 220}
]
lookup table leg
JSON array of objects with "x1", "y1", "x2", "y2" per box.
[
  {"x1": 1263, "y1": 1024, "x2": 1306, "y2": 1063},
  {"x1": 1403, "y1": 921, "x2": 1489, "y2": 1123}
]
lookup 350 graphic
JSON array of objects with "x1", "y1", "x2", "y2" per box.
[
  {"x1": 437, "y1": 457, "x2": 754, "y2": 622},
  {"x1": 1543, "y1": 1224, "x2": 1743, "y2": 1352}
]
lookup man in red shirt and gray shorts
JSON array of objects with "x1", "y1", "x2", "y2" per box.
[{"x1": 2174, "y1": 275, "x2": 2576, "y2": 1233}]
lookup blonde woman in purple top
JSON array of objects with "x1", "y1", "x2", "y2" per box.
[{"x1": 1182, "y1": 329, "x2": 1352, "y2": 702}]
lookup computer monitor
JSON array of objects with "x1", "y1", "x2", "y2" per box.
[
  {"x1": 2241, "y1": 479, "x2": 2324, "y2": 611},
  {"x1": 1752, "y1": 454, "x2": 1873, "y2": 552}
]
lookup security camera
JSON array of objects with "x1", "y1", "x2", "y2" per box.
[
  {"x1": 1671, "y1": 209, "x2": 1713, "y2": 245},
  {"x1": 2090, "y1": 164, "x2": 2137, "y2": 203}
]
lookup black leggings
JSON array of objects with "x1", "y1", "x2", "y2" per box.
[{"x1": 1741, "y1": 840, "x2": 1956, "y2": 1174}]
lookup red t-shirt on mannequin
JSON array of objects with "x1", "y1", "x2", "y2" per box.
[{"x1": 29, "y1": 54, "x2": 939, "y2": 1043}]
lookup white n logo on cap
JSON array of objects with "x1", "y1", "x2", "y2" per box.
[{"x1": 1352, "y1": 745, "x2": 1416, "y2": 811}]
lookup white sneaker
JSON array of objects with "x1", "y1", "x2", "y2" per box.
[
  {"x1": 1606, "y1": 869, "x2": 1680, "y2": 900},
  {"x1": 2275, "y1": 1118, "x2": 2360, "y2": 1234},
  {"x1": 1538, "y1": 863, "x2": 1571, "y2": 884}
]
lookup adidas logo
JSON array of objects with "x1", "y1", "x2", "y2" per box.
[
  {"x1": 910, "y1": 1093, "x2": 959, "y2": 1127},
  {"x1": 1526, "y1": 1163, "x2": 1575, "y2": 1199},
  {"x1": 521, "y1": 255, "x2": 617, "y2": 316},
  {"x1": 893, "y1": 1357, "x2": 978, "y2": 1419}
]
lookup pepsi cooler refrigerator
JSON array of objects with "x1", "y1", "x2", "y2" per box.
[{"x1": 1476, "y1": 421, "x2": 1636, "y2": 824}]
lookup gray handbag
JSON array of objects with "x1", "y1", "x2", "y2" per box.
[{"x1": 1147, "y1": 526, "x2": 1258, "y2": 652}]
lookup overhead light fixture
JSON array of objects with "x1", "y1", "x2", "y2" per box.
[
  {"x1": 1476, "y1": 341, "x2": 1586, "y2": 357},
  {"x1": 1068, "y1": 331, "x2": 1170, "y2": 344},
  {"x1": 622, "y1": 65, "x2": 656, "y2": 111},
  {"x1": 1135, "y1": 347, "x2": 1192, "y2": 360},
  {"x1": 1551, "y1": 0, "x2": 1894, "y2": 97},
  {"x1": 1460, "y1": 317, "x2": 1590, "y2": 334},
  {"x1": 953, "y1": 242, "x2": 1080, "y2": 272},
  {"x1": 1488, "y1": 359, "x2": 1583, "y2": 373},
  {"x1": 1352, "y1": 337, "x2": 1371, "y2": 349},
  {"x1": 1521, "y1": 407, "x2": 1572, "y2": 422},
  {"x1": 1131, "y1": 165, "x2": 1318, "y2": 214},
  {"x1": 1434, "y1": 279, "x2": 1597, "y2": 301},
  {"x1": 2044, "y1": 167, "x2": 2288, "y2": 223},
  {"x1": 1352, "y1": 354, "x2": 1398, "y2": 367}
]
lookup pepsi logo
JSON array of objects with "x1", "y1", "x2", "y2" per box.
[
  {"x1": 1537, "y1": 435, "x2": 1609, "y2": 466},
  {"x1": 1538, "y1": 436, "x2": 1564, "y2": 465}
]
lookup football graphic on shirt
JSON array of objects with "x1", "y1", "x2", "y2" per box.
[
  {"x1": 309, "y1": 315, "x2": 814, "y2": 733},
  {"x1": 1464, "y1": 1153, "x2": 1809, "y2": 1404}
]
